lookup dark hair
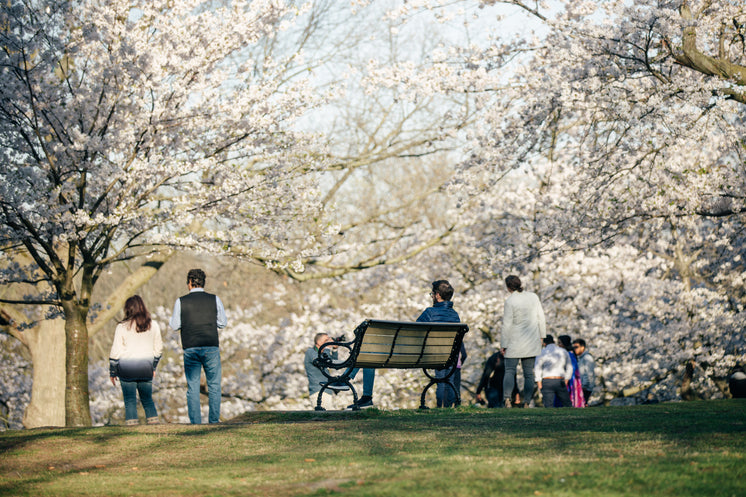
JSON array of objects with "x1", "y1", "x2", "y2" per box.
[
  {"x1": 505, "y1": 275, "x2": 523, "y2": 292},
  {"x1": 432, "y1": 280, "x2": 454, "y2": 301},
  {"x1": 558, "y1": 335, "x2": 573, "y2": 351},
  {"x1": 121, "y1": 295, "x2": 151, "y2": 333},
  {"x1": 314, "y1": 333, "x2": 328, "y2": 346},
  {"x1": 544, "y1": 334, "x2": 554, "y2": 344},
  {"x1": 187, "y1": 268, "x2": 206, "y2": 288},
  {"x1": 572, "y1": 338, "x2": 586, "y2": 348}
]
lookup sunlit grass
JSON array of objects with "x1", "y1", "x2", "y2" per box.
[{"x1": 1, "y1": 400, "x2": 744, "y2": 496}]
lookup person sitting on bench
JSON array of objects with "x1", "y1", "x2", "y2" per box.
[
  {"x1": 417, "y1": 279, "x2": 465, "y2": 407},
  {"x1": 304, "y1": 333, "x2": 349, "y2": 410}
]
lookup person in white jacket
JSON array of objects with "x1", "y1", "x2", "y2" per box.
[
  {"x1": 500, "y1": 275, "x2": 546, "y2": 407},
  {"x1": 535, "y1": 335, "x2": 573, "y2": 407},
  {"x1": 109, "y1": 295, "x2": 163, "y2": 425}
]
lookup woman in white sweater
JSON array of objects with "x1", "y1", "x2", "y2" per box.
[
  {"x1": 500, "y1": 275, "x2": 547, "y2": 408},
  {"x1": 109, "y1": 295, "x2": 163, "y2": 425}
]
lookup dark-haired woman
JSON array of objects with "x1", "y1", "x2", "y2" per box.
[
  {"x1": 109, "y1": 295, "x2": 163, "y2": 425},
  {"x1": 557, "y1": 335, "x2": 585, "y2": 408}
]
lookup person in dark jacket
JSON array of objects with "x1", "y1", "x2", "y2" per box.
[
  {"x1": 169, "y1": 269, "x2": 227, "y2": 424},
  {"x1": 417, "y1": 280, "x2": 465, "y2": 407},
  {"x1": 475, "y1": 351, "x2": 505, "y2": 408}
]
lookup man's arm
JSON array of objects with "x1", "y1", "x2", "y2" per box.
[
  {"x1": 216, "y1": 295, "x2": 227, "y2": 328},
  {"x1": 169, "y1": 299, "x2": 181, "y2": 331}
]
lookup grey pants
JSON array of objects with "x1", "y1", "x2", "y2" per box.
[{"x1": 503, "y1": 357, "x2": 536, "y2": 405}]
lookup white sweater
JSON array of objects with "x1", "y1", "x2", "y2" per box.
[
  {"x1": 501, "y1": 290, "x2": 547, "y2": 358},
  {"x1": 535, "y1": 344, "x2": 573, "y2": 382},
  {"x1": 109, "y1": 321, "x2": 163, "y2": 381}
]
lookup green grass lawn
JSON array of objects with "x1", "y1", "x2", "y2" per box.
[{"x1": 1, "y1": 400, "x2": 744, "y2": 497}]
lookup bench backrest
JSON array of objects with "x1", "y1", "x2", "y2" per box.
[{"x1": 351, "y1": 319, "x2": 469, "y2": 369}]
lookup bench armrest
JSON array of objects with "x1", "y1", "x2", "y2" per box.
[{"x1": 312, "y1": 339, "x2": 355, "y2": 370}]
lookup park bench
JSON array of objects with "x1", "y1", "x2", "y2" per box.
[{"x1": 312, "y1": 319, "x2": 469, "y2": 411}]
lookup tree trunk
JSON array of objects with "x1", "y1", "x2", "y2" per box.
[
  {"x1": 63, "y1": 302, "x2": 92, "y2": 427},
  {"x1": 21, "y1": 318, "x2": 66, "y2": 428}
]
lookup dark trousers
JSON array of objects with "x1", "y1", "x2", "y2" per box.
[
  {"x1": 541, "y1": 378, "x2": 571, "y2": 407},
  {"x1": 583, "y1": 388, "x2": 592, "y2": 406}
]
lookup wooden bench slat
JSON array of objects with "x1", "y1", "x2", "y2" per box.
[
  {"x1": 360, "y1": 343, "x2": 455, "y2": 353},
  {"x1": 356, "y1": 352, "x2": 453, "y2": 361},
  {"x1": 361, "y1": 336, "x2": 457, "y2": 346},
  {"x1": 365, "y1": 321, "x2": 464, "y2": 330},
  {"x1": 357, "y1": 351, "x2": 453, "y2": 361},
  {"x1": 355, "y1": 354, "x2": 452, "y2": 368},
  {"x1": 365, "y1": 329, "x2": 461, "y2": 338},
  {"x1": 361, "y1": 335, "x2": 458, "y2": 342}
]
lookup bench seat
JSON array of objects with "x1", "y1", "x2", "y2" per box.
[{"x1": 313, "y1": 319, "x2": 469, "y2": 410}]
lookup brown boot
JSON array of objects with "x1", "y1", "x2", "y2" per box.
[
  {"x1": 146, "y1": 416, "x2": 160, "y2": 425},
  {"x1": 125, "y1": 419, "x2": 139, "y2": 426}
]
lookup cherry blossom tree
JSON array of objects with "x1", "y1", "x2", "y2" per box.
[
  {"x1": 0, "y1": 0, "x2": 496, "y2": 427},
  {"x1": 5, "y1": 0, "x2": 745, "y2": 428},
  {"x1": 350, "y1": 0, "x2": 746, "y2": 402},
  {"x1": 0, "y1": 0, "x2": 331, "y2": 426},
  {"x1": 444, "y1": 0, "x2": 746, "y2": 399}
]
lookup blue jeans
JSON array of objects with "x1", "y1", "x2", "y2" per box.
[
  {"x1": 436, "y1": 368, "x2": 460, "y2": 407},
  {"x1": 184, "y1": 346, "x2": 222, "y2": 424},
  {"x1": 503, "y1": 357, "x2": 536, "y2": 405},
  {"x1": 349, "y1": 368, "x2": 375, "y2": 397},
  {"x1": 120, "y1": 380, "x2": 157, "y2": 421}
]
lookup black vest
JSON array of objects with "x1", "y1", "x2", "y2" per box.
[{"x1": 179, "y1": 291, "x2": 219, "y2": 349}]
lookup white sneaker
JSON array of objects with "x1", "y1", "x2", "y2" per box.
[{"x1": 325, "y1": 382, "x2": 351, "y2": 392}]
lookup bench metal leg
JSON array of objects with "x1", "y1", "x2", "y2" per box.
[
  {"x1": 420, "y1": 365, "x2": 460, "y2": 408},
  {"x1": 314, "y1": 388, "x2": 326, "y2": 411},
  {"x1": 419, "y1": 382, "x2": 434, "y2": 409},
  {"x1": 314, "y1": 381, "x2": 359, "y2": 411}
]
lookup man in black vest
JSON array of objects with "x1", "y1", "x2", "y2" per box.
[{"x1": 169, "y1": 268, "x2": 227, "y2": 424}]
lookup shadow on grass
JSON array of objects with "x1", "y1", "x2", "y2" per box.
[
  {"x1": 0, "y1": 401, "x2": 744, "y2": 497},
  {"x1": 221, "y1": 399, "x2": 746, "y2": 460},
  {"x1": 230, "y1": 399, "x2": 746, "y2": 436},
  {"x1": 0, "y1": 421, "x2": 239, "y2": 453}
]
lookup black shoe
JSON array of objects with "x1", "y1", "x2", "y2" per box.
[
  {"x1": 347, "y1": 395, "x2": 374, "y2": 410},
  {"x1": 326, "y1": 382, "x2": 350, "y2": 392}
]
